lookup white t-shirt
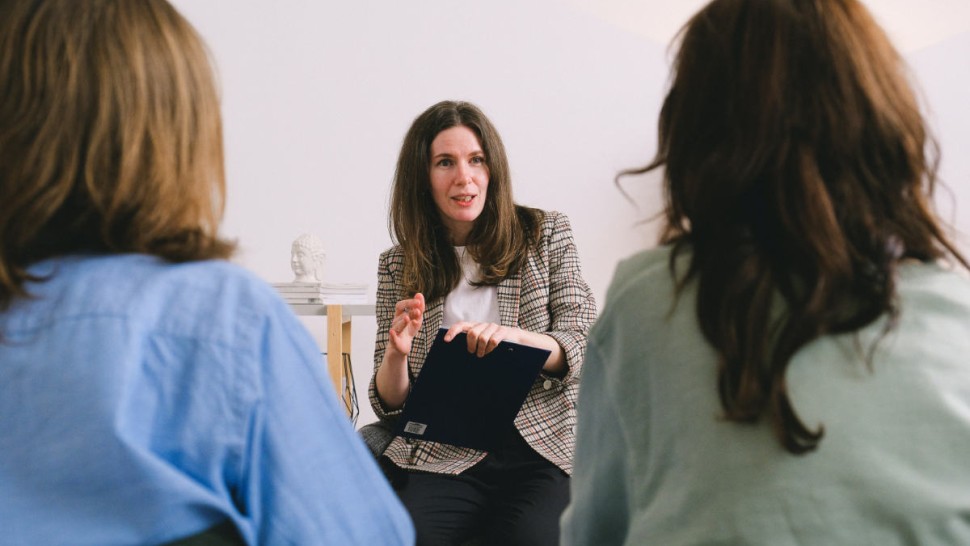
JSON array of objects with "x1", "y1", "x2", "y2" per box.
[{"x1": 441, "y1": 246, "x2": 500, "y2": 328}]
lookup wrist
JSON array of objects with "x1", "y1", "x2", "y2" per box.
[{"x1": 384, "y1": 345, "x2": 409, "y2": 365}]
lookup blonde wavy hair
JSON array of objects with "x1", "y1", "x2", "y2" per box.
[{"x1": 0, "y1": 0, "x2": 234, "y2": 310}]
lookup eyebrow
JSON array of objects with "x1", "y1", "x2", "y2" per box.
[{"x1": 431, "y1": 150, "x2": 484, "y2": 161}]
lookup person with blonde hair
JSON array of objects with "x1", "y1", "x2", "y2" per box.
[
  {"x1": 563, "y1": 0, "x2": 970, "y2": 544},
  {"x1": 0, "y1": 1, "x2": 413, "y2": 544}
]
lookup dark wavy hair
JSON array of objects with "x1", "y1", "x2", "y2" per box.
[
  {"x1": 621, "y1": 0, "x2": 969, "y2": 453},
  {"x1": 0, "y1": 0, "x2": 234, "y2": 311},
  {"x1": 389, "y1": 100, "x2": 542, "y2": 301}
]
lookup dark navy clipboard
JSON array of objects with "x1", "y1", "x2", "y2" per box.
[{"x1": 395, "y1": 328, "x2": 551, "y2": 451}]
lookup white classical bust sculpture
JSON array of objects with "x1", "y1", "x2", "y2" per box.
[{"x1": 290, "y1": 233, "x2": 326, "y2": 283}]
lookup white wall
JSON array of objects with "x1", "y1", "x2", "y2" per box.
[
  {"x1": 911, "y1": 30, "x2": 970, "y2": 248},
  {"x1": 170, "y1": 0, "x2": 970, "y2": 427}
]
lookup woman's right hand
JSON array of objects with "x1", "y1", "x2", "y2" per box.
[
  {"x1": 376, "y1": 293, "x2": 424, "y2": 410},
  {"x1": 388, "y1": 292, "x2": 425, "y2": 357}
]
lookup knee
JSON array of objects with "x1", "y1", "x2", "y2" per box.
[
  {"x1": 405, "y1": 501, "x2": 483, "y2": 546},
  {"x1": 407, "y1": 510, "x2": 455, "y2": 546}
]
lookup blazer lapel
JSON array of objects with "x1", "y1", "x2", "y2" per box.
[{"x1": 497, "y1": 271, "x2": 521, "y2": 327}]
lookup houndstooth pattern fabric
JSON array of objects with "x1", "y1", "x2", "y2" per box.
[{"x1": 368, "y1": 210, "x2": 597, "y2": 475}]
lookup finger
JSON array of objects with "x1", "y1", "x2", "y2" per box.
[
  {"x1": 465, "y1": 322, "x2": 489, "y2": 354},
  {"x1": 389, "y1": 329, "x2": 410, "y2": 355},
  {"x1": 406, "y1": 311, "x2": 423, "y2": 336},
  {"x1": 394, "y1": 305, "x2": 415, "y2": 326},
  {"x1": 443, "y1": 322, "x2": 468, "y2": 342},
  {"x1": 483, "y1": 326, "x2": 504, "y2": 356},
  {"x1": 396, "y1": 295, "x2": 425, "y2": 315},
  {"x1": 475, "y1": 323, "x2": 501, "y2": 357}
]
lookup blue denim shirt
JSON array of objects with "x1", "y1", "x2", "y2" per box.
[{"x1": 0, "y1": 254, "x2": 413, "y2": 545}]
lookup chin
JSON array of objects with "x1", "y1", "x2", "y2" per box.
[{"x1": 456, "y1": 208, "x2": 484, "y2": 222}]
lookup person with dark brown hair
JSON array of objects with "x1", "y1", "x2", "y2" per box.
[
  {"x1": 0, "y1": 1, "x2": 413, "y2": 544},
  {"x1": 563, "y1": 0, "x2": 970, "y2": 543},
  {"x1": 369, "y1": 100, "x2": 597, "y2": 545}
]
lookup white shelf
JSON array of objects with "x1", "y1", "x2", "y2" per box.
[{"x1": 289, "y1": 303, "x2": 375, "y2": 317}]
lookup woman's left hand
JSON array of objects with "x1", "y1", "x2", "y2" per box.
[
  {"x1": 443, "y1": 322, "x2": 522, "y2": 358},
  {"x1": 444, "y1": 322, "x2": 566, "y2": 373}
]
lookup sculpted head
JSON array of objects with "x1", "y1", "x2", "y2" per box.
[{"x1": 291, "y1": 234, "x2": 326, "y2": 283}]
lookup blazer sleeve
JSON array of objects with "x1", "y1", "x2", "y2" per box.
[
  {"x1": 543, "y1": 211, "x2": 597, "y2": 383},
  {"x1": 368, "y1": 249, "x2": 405, "y2": 421}
]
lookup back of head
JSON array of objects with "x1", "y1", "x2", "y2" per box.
[
  {"x1": 0, "y1": 0, "x2": 233, "y2": 309},
  {"x1": 660, "y1": 0, "x2": 947, "y2": 256},
  {"x1": 636, "y1": 0, "x2": 968, "y2": 453}
]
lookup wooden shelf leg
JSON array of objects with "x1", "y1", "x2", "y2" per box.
[
  {"x1": 325, "y1": 304, "x2": 355, "y2": 418},
  {"x1": 326, "y1": 304, "x2": 345, "y2": 397}
]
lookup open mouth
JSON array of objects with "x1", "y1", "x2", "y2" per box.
[{"x1": 453, "y1": 195, "x2": 475, "y2": 203}]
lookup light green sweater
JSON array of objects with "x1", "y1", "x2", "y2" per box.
[{"x1": 562, "y1": 246, "x2": 970, "y2": 545}]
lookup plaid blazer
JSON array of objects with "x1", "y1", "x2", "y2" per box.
[{"x1": 368, "y1": 210, "x2": 597, "y2": 475}]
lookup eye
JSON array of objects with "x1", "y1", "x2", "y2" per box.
[
  {"x1": 470, "y1": 155, "x2": 485, "y2": 165},
  {"x1": 435, "y1": 158, "x2": 454, "y2": 167}
]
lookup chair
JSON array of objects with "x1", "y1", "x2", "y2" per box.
[{"x1": 359, "y1": 420, "x2": 396, "y2": 457}]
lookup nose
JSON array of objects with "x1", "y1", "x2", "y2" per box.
[{"x1": 455, "y1": 161, "x2": 473, "y2": 184}]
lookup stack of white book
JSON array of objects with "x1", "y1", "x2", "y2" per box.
[{"x1": 272, "y1": 282, "x2": 369, "y2": 304}]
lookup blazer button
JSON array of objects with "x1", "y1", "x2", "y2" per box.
[{"x1": 543, "y1": 379, "x2": 553, "y2": 390}]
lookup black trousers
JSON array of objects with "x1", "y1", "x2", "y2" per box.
[{"x1": 385, "y1": 429, "x2": 570, "y2": 546}]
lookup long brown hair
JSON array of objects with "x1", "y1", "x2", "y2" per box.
[
  {"x1": 389, "y1": 100, "x2": 542, "y2": 301},
  {"x1": 0, "y1": 0, "x2": 234, "y2": 310},
  {"x1": 622, "y1": 0, "x2": 968, "y2": 453}
]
